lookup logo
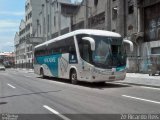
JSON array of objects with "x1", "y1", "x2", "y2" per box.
[{"x1": 44, "y1": 58, "x2": 56, "y2": 63}]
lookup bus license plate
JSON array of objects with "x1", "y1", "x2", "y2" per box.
[{"x1": 109, "y1": 76, "x2": 115, "y2": 80}]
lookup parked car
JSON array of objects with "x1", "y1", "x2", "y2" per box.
[{"x1": 0, "y1": 64, "x2": 5, "y2": 71}]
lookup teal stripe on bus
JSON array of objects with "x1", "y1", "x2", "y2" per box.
[{"x1": 36, "y1": 54, "x2": 62, "y2": 77}]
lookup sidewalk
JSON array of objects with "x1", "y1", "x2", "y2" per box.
[
  {"x1": 14, "y1": 68, "x2": 34, "y2": 73},
  {"x1": 117, "y1": 73, "x2": 160, "y2": 88}
]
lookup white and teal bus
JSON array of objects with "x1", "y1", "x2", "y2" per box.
[{"x1": 34, "y1": 29, "x2": 133, "y2": 84}]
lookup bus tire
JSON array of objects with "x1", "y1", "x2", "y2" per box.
[
  {"x1": 70, "y1": 70, "x2": 78, "y2": 85},
  {"x1": 40, "y1": 68, "x2": 45, "y2": 79},
  {"x1": 97, "y1": 82, "x2": 106, "y2": 85}
]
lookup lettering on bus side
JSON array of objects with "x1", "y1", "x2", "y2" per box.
[{"x1": 44, "y1": 58, "x2": 56, "y2": 63}]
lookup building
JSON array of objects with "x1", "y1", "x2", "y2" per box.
[
  {"x1": 36, "y1": 0, "x2": 79, "y2": 40},
  {"x1": 72, "y1": 0, "x2": 107, "y2": 30},
  {"x1": 14, "y1": 0, "x2": 44, "y2": 69},
  {"x1": 15, "y1": 20, "x2": 26, "y2": 68},
  {"x1": 14, "y1": 0, "x2": 79, "y2": 69},
  {"x1": 135, "y1": 0, "x2": 160, "y2": 73},
  {"x1": 71, "y1": 0, "x2": 160, "y2": 73},
  {"x1": 14, "y1": 0, "x2": 160, "y2": 72},
  {"x1": 71, "y1": 0, "x2": 138, "y2": 72}
]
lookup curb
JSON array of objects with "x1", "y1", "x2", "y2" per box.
[
  {"x1": 13, "y1": 69, "x2": 34, "y2": 73},
  {"x1": 116, "y1": 82, "x2": 160, "y2": 89}
]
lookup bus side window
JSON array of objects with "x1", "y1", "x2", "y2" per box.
[
  {"x1": 76, "y1": 34, "x2": 92, "y2": 64},
  {"x1": 69, "y1": 46, "x2": 75, "y2": 54},
  {"x1": 83, "y1": 43, "x2": 90, "y2": 63},
  {"x1": 65, "y1": 37, "x2": 76, "y2": 55}
]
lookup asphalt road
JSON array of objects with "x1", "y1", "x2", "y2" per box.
[{"x1": 0, "y1": 69, "x2": 160, "y2": 120}]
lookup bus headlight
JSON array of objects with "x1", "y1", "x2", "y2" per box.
[{"x1": 112, "y1": 68, "x2": 116, "y2": 72}]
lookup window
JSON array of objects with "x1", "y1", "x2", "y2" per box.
[
  {"x1": 54, "y1": 16, "x2": 56, "y2": 27},
  {"x1": 76, "y1": 34, "x2": 92, "y2": 63},
  {"x1": 65, "y1": 37, "x2": 76, "y2": 54},
  {"x1": 48, "y1": 14, "x2": 50, "y2": 32},
  {"x1": 35, "y1": 45, "x2": 47, "y2": 57},
  {"x1": 43, "y1": 18, "x2": 46, "y2": 34},
  {"x1": 112, "y1": 7, "x2": 118, "y2": 20},
  {"x1": 27, "y1": 12, "x2": 32, "y2": 20},
  {"x1": 94, "y1": 0, "x2": 98, "y2": 6},
  {"x1": 128, "y1": 0, "x2": 134, "y2": 14},
  {"x1": 47, "y1": 37, "x2": 76, "y2": 55},
  {"x1": 151, "y1": 47, "x2": 160, "y2": 54},
  {"x1": 35, "y1": 37, "x2": 76, "y2": 58},
  {"x1": 40, "y1": 25, "x2": 41, "y2": 34},
  {"x1": 25, "y1": 5, "x2": 27, "y2": 11}
]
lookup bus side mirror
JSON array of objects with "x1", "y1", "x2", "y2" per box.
[
  {"x1": 82, "y1": 37, "x2": 95, "y2": 51},
  {"x1": 123, "y1": 39, "x2": 134, "y2": 52}
]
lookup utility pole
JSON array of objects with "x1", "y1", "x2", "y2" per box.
[
  {"x1": 117, "y1": 0, "x2": 125, "y2": 37},
  {"x1": 105, "y1": 0, "x2": 111, "y2": 31},
  {"x1": 42, "y1": 4, "x2": 45, "y2": 41},
  {"x1": 84, "y1": 0, "x2": 89, "y2": 28},
  {"x1": 46, "y1": 0, "x2": 49, "y2": 41},
  {"x1": 58, "y1": 2, "x2": 61, "y2": 36},
  {"x1": 49, "y1": 0, "x2": 52, "y2": 39}
]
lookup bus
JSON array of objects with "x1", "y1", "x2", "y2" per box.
[{"x1": 34, "y1": 29, "x2": 133, "y2": 84}]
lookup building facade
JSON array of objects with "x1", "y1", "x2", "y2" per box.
[
  {"x1": 36, "y1": 0, "x2": 78, "y2": 40},
  {"x1": 136, "y1": 0, "x2": 160, "y2": 73},
  {"x1": 71, "y1": 0, "x2": 160, "y2": 73},
  {"x1": 14, "y1": 0, "x2": 44, "y2": 69},
  {"x1": 14, "y1": 0, "x2": 160, "y2": 72},
  {"x1": 14, "y1": 0, "x2": 78, "y2": 69},
  {"x1": 71, "y1": 0, "x2": 138, "y2": 72},
  {"x1": 15, "y1": 20, "x2": 27, "y2": 68}
]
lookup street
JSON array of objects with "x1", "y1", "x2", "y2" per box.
[{"x1": 0, "y1": 69, "x2": 160, "y2": 120}]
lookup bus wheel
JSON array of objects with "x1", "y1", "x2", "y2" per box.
[
  {"x1": 71, "y1": 70, "x2": 78, "y2": 85},
  {"x1": 40, "y1": 68, "x2": 45, "y2": 79},
  {"x1": 97, "y1": 82, "x2": 106, "y2": 85}
]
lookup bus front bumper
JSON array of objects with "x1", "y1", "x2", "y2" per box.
[
  {"x1": 78, "y1": 71, "x2": 126, "y2": 83},
  {"x1": 89, "y1": 72, "x2": 126, "y2": 83}
]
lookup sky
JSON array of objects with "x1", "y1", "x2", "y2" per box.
[
  {"x1": 0, "y1": 0, "x2": 25, "y2": 52},
  {"x1": 0, "y1": 0, "x2": 81, "y2": 52}
]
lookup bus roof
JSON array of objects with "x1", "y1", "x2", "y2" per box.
[{"x1": 35, "y1": 29, "x2": 121, "y2": 49}]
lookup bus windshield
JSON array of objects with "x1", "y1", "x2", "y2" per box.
[
  {"x1": 77, "y1": 35, "x2": 127, "y2": 69},
  {"x1": 92, "y1": 36, "x2": 126, "y2": 69}
]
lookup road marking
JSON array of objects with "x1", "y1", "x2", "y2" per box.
[
  {"x1": 43, "y1": 105, "x2": 71, "y2": 120},
  {"x1": 122, "y1": 95, "x2": 160, "y2": 104},
  {"x1": 141, "y1": 86, "x2": 160, "y2": 91},
  {"x1": 7, "y1": 84, "x2": 16, "y2": 89}
]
